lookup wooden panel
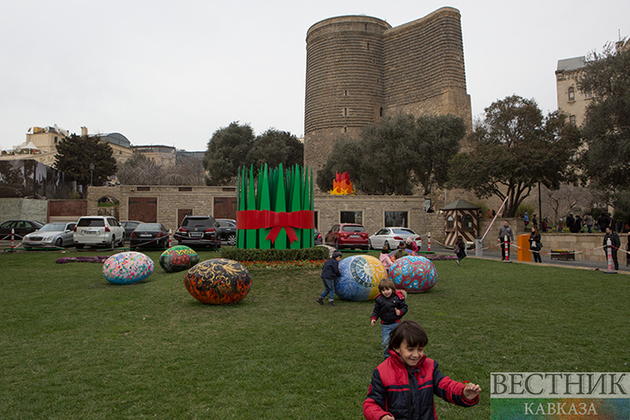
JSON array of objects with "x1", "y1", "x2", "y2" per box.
[
  {"x1": 214, "y1": 197, "x2": 237, "y2": 219},
  {"x1": 128, "y1": 197, "x2": 158, "y2": 222}
]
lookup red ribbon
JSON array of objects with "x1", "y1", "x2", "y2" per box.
[{"x1": 236, "y1": 210, "x2": 315, "y2": 244}]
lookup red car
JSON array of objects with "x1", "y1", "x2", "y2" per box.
[{"x1": 324, "y1": 223, "x2": 369, "y2": 250}]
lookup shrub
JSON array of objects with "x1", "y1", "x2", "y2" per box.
[{"x1": 220, "y1": 246, "x2": 329, "y2": 262}]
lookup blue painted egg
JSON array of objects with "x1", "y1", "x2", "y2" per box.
[
  {"x1": 102, "y1": 251, "x2": 155, "y2": 285},
  {"x1": 335, "y1": 255, "x2": 387, "y2": 301},
  {"x1": 389, "y1": 255, "x2": 437, "y2": 293}
]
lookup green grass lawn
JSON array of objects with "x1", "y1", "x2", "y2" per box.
[{"x1": 1, "y1": 251, "x2": 629, "y2": 419}]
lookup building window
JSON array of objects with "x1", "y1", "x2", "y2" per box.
[
  {"x1": 568, "y1": 87, "x2": 575, "y2": 102},
  {"x1": 340, "y1": 211, "x2": 362, "y2": 224},
  {"x1": 569, "y1": 115, "x2": 577, "y2": 126},
  {"x1": 344, "y1": 108, "x2": 348, "y2": 117},
  {"x1": 585, "y1": 90, "x2": 593, "y2": 99},
  {"x1": 343, "y1": 127, "x2": 347, "y2": 133},
  {"x1": 54, "y1": 136, "x2": 58, "y2": 143},
  {"x1": 380, "y1": 107, "x2": 383, "y2": 117},
  {"x1": 344, "y1": 90, "x2": 348, "y2": 96},
  {"x1": 384, "y1": 211, "x2": 408, "y2": 227},
  {"x1": 447, "y1": 216, "x2": 454, "y2": 229}
]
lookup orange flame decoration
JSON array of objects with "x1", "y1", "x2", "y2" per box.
[{"x1": 331, "y1": 171, "x2": 355, "y2": 195}]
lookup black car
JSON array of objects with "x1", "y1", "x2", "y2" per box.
[
  {"x1": 173, "y1": 215, "x2": 221, "y2": 249},
  {"x1": 314, "y1": 228, "x2": 322, "y2": 245},
  {"x1": 121, "y1": 220, "x2": 142, "y2": 241},
  {"x1": 0, "y1": 219, "x2": 45, "y2": 240},
  {"x1": 215, "y1": 219, "x2": 237, "y2": 246},
  {"x1": 130, "y1": 223, "x2": 169, "y2": 250}
]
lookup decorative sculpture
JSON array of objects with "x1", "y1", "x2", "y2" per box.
[
  {"x1": 335, "y1": 255, "x2": 386, "y2": 301},
  {"x1": 102, "y1": 251, "x2": 155, "y2": 285},
  {"x1": 389, "y1": 255, "x2": 437, "y2": 293},
  {"x1": 183, "y1": 258, "x2": 252, "y2": 304},
  {"x1": 159, "y1": 245, "x2": 199, "y2": 273}
]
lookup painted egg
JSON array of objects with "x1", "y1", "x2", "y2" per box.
[
  {"x1": 159, "y1": 245, "x2": 199, "y2": 273},
  {"x1": 335, "y1": 255, "x2": 387, "y2": 301},
  {"x1": 389, "y1": 255, "x2": 437, "y2": 293},
  {"x1": 184, "y1": 258, "x2": 252, "y2": 304},
  {"x1": 102, "y1": 251, "x2": 155, "y2": 285}
]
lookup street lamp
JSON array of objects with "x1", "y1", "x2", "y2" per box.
[{"x1": 89, "y1": 163, "x2": 95, "y2": 186}]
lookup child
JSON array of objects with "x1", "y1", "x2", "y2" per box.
[
  {"x1": 405, "y1": 237, "x2": 419, "y2": 253},
  {"x1": 370, "y1": 278, "x2": 407, "y2": 357},
  {"x1": 317, "y1": 250, "x2": 342, "y2": 306},
  {"x1": 363, "y1": 320, "x2": 481, "y2": 420},
  {"x1": 379, "y1": 244, "x2": 395, "y2": 270},
  {"x1": 455, "y1": 236, "x2": 467, "y2": 266}
]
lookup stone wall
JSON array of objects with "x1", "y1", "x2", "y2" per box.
[
  {"x1": 48, "y1": 200, "x2": 87, "y2": 222},
  {"x1": 0, "y1": 198, "x2": 48, "y2": 223}
]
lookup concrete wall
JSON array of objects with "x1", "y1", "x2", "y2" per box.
[{"x1": 0, "y1": 198, "x2": 48, "y2": 223}]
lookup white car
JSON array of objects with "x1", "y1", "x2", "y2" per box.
[
  {"x1": 22, "y1": 222, "x2": 76, "y2": 248},
  {"x1": 369, "y1": 227, "x2": 422, "y2": 251},
  {"x1": 73, "y1": 216, "x2": 125, "y2": 249}
]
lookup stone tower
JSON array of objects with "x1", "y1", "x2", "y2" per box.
[{"x1": 304, "y1": 7, "x2": 472, "y2": 174}]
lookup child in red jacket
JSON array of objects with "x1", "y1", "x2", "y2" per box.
[{"x1": 363, "y1": 320, "x2": 481, "y2": 420}]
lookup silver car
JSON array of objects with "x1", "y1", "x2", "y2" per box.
[
  {"x1": 22, "y1": 222, "x2": 76, "y2": 248},
  {"x1": 368, "y1": 227, "x2": 422, "y2": 250}
]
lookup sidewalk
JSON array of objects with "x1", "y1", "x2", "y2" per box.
[{"x1": 427, "y1": 242, "x2": 630, "y2": 273}]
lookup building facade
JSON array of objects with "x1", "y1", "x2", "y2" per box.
[
  {"x1": 555, "y1": 56, "x2": 590, "y2": 127},
  {"x1": 304, "y1": 7, "x2": 472, "y2": 173}
]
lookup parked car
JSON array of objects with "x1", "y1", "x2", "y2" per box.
[
  {"x1": 130, "y1": 223, "x2": 169, "y2": 250},
  {"x1": 215, "y1": 218, "x2": 237, "y2": 246},
  {"x1": 73, "y1": 216, "x2": 125, "y2": 249},
  {"x1": 22, "y1": 222, "x2": 76, "y2": 248},
  {"x1": 369, "y1": 227, "x2": 422, "y2": 251},
  {"x1": 0, "y1": 219, "x2": 44, "y2": 240},
  {"x1": 324, "y1": 223, "x2": 369, "y2": 250},
  {"x1": 120, "y1": 220, "x2": 142, "y2": 241},
  {"x1": 314, "y1": 228, "x2": 322, "y2": 245},
  {"x1": 173, "y1": 215, "x2": 221, "y2": 249}
]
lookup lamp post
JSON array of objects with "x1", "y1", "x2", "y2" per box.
[{"x1": 89, "y1": 163, "x2": 94, "y2": 186}]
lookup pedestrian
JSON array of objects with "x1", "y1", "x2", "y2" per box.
[
  {"x1": 370, "y1": 278, "x2": 408, "y2": 358},
  {"x1": 541, "y1": 217, "x2": 549, "y2": 233},
  {"x1": 405, "y1": 237, "x2": 419, "y2": 254},
  {"x1": 532, "y1": 214, "x2": 538, "y2": 227},
  {"x1": 524, "y1": 212, "x2": 529, "y2": 228},
  {"x1": 558, "y1": 218, "x2": 564, "y2": 232},
  {"x1": 363, "y1": 320, "x2": 481, "y2": 420},
  {"x1": 394, "y1": 241, "x2": 409, "y2": 260},
  {"x1": 529, "y1": 226, "x2": 542, "y2": 263},
  {"x1": 584, "y1": 214, "x2": 594, "y2": 233},
  {"x1": 492, "y1": 209, "x2": 496, "y2": 218},
  {"x1": 566, "y1": 214, "x2": 575, "y2": 231},
  {"x1": 317, "y1": 250, "x2": 342, "y2": 306},
  {"x1": 603, "y1": 227, "x2": 621, "y2": 271},
  {"x1": 598, "y1": 212, "x2": 610, "y2": 232},
  {"x1": 455, "y1": 236, "x2": 466, "y2": 266},
  {"x1": 497, "y1": 220, "x2": 514, "y2": 260},
  {"x1": 570, "y1": 215, "x2": 582, "y2": 233},
  {"x1": 379, "y1": 244, "x2": 395, "y2": 270}
]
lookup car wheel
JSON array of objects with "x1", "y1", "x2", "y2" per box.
[
  {"x1": 384, "y1": 240, "x2": 390, "y2": 250},
  {"x1": 108, "y1": 236, "x2": 115, "y2": 248},
  {"x1": 334, "y1": 240, "x2": 340, "y2": 250},
  {"x1": 55, "y1": 238, "x2": 63, "y2": 247},
  {"x1": 227, "y1": 234, "x2": 236, "y2": 246}
]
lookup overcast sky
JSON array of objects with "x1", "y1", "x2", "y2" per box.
[{"x1": 1, "y1": 0, "x2": 628, "y2": 152}]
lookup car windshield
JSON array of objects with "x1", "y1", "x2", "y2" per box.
[
  {"x1": 342, "y1": 225, "x2": 365, "y2": 232},
  {"x1": 392, "y1": 228, "x2": 415, "y2": 235},
  {"x1": 183, "y1": 218, "x2": 211, "y2": 227},
  {"x1": 78, "y1": 218, "x2": 104, "y2": 227},
  {"x1": 39, "y1": 223, "x2": 66, "y2": 232},
  {"x1": 137, "y1": 223, "x2": 161, "y2": 231}
]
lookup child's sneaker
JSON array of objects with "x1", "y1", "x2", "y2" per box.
[
  {"x1": 328, "y1": 301, "x2": 335, "y2": 306},
  {"x1": 316, "y1": 297, "x2": 324, "y2": 305},
  {"x1": 456, "y1": 260, "x2": 460, "y2": 266}
]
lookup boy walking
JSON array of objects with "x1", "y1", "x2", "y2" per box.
[{"x1": 317, "y1": 250, "x2": 342, "y2": 306}]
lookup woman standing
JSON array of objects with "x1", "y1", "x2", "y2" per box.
[{"x1": 529, "y1": 226, "x2": 542, "y2": 263}]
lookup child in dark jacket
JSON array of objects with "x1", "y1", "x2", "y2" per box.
[
  {"x1": 455, "y1": 236, "x2": 466, "y2": 266},
  {"x1": 371, "y1": 278, "x2": 408, "y2": 357},
  {"x1": 317, "y1": 250, "x2": 342, "y2": 306},
  {"x1": 363, "y1": 321, "x2": 481, "y2": 420}
]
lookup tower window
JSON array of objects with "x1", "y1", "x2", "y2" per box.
[
  {"x1": 568, "y1": 87, "x2": 575, "y2": 102},
  {"x1": 344, "y1": 108, "x2": 348, "y2": 117},
  {"x1": 569, "y1": 115, "x2": 576, "y2": 126},
  {"x1": 380, "y1": 107, "x2": 383, "y2": 117}
]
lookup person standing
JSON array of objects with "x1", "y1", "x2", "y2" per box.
[
  {"x1": 497, "y1": 221, "x2": 514, "y2": 261},
  {"x1": 528, "y1": 226, "x2": 542, "y2": 263},
  {"x1": 532, "y1": 214, "x2": 538, "y2": 228},
  {"x1": 523, "y1": 212, "x2": 529, "y2": 228},
  {"x1": 317, "y1": 250, "x2": 342, "y2": 306},
  {"x1": 603, "y1": 227, "x2": 621, "y2": 271},
  {"x1": 598, "y1": 212, "x2": 610, "y2": 232},
  {"x1": 455, "y1": 236, "x2": 467, "y2": 266},
  {"x1": 584, "y1": 214, "x2": 594, "y2": 233}
]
